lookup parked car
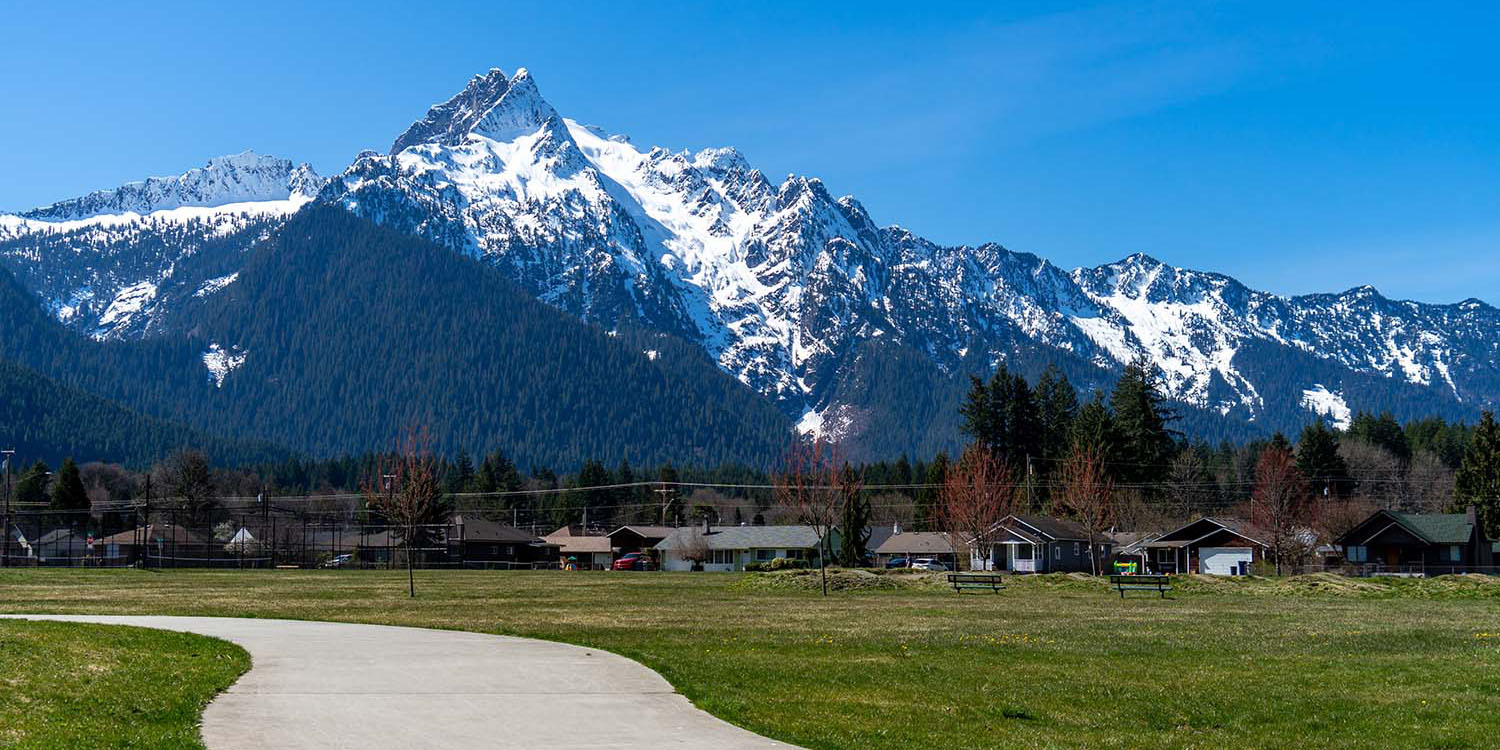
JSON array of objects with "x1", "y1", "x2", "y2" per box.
[
  {"x1": 911, "y1": 558, "x2": 949, "y2": 571},
  {"x1": 321, "y1": 553, "x2": 354, "y2": 569},
  {"x1": 611, "y1": 552, "x2": 656, "y2": 571},
  {"x1": 885, "y1": 557, "x2": 911, "y2": 569}
]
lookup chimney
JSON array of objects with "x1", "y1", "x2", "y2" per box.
[
  {"x1": 893, "y1": 521, "x2": 902, "y2": 535},
  {"x1": 702, "y1": 516, "x2": 711, "y2": 534},
  {"x1": 1466, "y1": 505, "x2": 1478, "y2": 526}
]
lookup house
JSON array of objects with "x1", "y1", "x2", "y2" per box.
[
  {"x1": 449, "y1": 515, "x2": 559, "y2": 567},
  {"x1": 655, "y1": 524, "x2": 834, "y2": 572},
  {"x1": 1110, "y1": 530, "x2": 1164, "y2": 572},
  {"x1": 96, "y1": 525, "x2": 211, "y2": 566},
  {"x1": 2, "y1": 525, "x2": 30, "y2": 564},
  {"x1": 867, "y1": 524, "x2": 957, "y2": 568},
  {"x1": 1141, "y1": 518, "x2": 1266, "y2": 575},
  {"x1": 1334, "y1": 506, "x2": 1494, "y2": 574},
  {"x1": 981, "y1": 515, "x2": 1114, "y2": 573},
  {"x1": 544, "y1": 526, "x2": 615, "y2": 569},
  {"x1": 33, "y1": 529, "x2": 90, "y2": 564},
  {"x1": 607, "y1": 525, "x2": 679, "y2": 556}
]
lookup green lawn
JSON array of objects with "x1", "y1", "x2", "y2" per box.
[
  {"x1": 1, "y1": 569, "x2": 1497, "y2": 750},
  {"x1": 0, "y1": 618, "x2": 248, "y2": 750}
]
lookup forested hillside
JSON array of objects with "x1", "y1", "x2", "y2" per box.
[{"x1": 0, "y1": 206, "x2": 795, "y2": 469}]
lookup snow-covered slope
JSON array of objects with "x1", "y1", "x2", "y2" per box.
[{"x1": 0, "y1": 152, "x2": 323, "y2": 338}]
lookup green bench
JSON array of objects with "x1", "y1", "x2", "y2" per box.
[
  {"x1": 947, "y1": 572, "x2": 1006, "y2": 593},
  {"x1": 1110, "y1": 574, "x2": 1172, "y2": 599}
]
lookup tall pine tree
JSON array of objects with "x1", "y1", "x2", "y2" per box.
[
  {"x1": 1109, "y1": 358, "x2": 1178, "y2": 485},
  {"x1": 49, "y1": 457, "x2": 89, "y2": 515},
  {"x1": 1455, "y1": 411, "x2": 1500, "y2": 538},
  {"x1": 1296, "y1": 421, "x2": 1353, "y2": 498}
]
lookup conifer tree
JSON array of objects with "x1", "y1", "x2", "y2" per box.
[
  {"x1": 1455, "y1": 411, "x2": 1500, "y2": 538},
  {"x1": 1349, "y1": 411, "x2": 1412, "y2": 463},
  {"x1": 918, "y1": 453, "x2": 949, "y2": 531},
  {"x1": 1296, "y1": 421, "x2": 1353, "y2": 498},
  {"x1": 1109, "y1": 358, "x2": 1179, "y2": 485},
  {"x1": 1005, "y1": 372, "x2": 1043, "y2": 470},
  {"x1": 1035, "y1": 365, "x2": 1079, "y2": 461},
  {"x1": 446, "y1": 448, "x2": 476, "y2": 495},
  {"x1": 14, "y1": 460, "x2": 50, "y2": 505},
  {"x1": 49, "y1": 457, "x2": 89, "y2": 515},
  {"x1": 1072, "y1": 393, "x2": 1117, "y2": 462}
]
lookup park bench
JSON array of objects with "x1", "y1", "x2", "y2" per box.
[
  {"x1": 947, "y1": 572, "x2": 1006, "y2": 593},
  {"x1": 1110, "y1": 574, "x2": 1172, "y2": 599}
]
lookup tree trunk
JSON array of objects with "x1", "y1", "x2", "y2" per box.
[
  {"x1": 407, "y1": 523, "x2": 416, "y2": 598},
  {"x1": 819, "y1": 535, "x2": 828, "y2": 596}
]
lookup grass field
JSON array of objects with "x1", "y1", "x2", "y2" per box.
[
  {"x1": 0, "y1": 618, "x2": 248, "y2": 750},
  {"x1": 1, "y1": 568, "x2": 1498, "y2": 750}
]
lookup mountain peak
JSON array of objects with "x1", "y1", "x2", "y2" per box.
[
  {"x1": 18, "y1": 151, "x2": 319, "y2": 222},
  {"x1": 470, "y1": 67, "x2": 560, "y2": 143},
  {"x1": 390, "y1": 68, "x2": 514, "y2": 154}
]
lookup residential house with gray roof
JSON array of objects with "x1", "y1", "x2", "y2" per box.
[{"x1": 655, "y1": 524, "x2": 836, "y2": 572}]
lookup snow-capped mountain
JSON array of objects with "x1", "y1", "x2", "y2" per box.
[
  {"x1": 0, "y1": 151, "x2": 322, "y2": 338},
  {"x1": 322, "y1": 68, "x2": 1498, "y2": 433},
  {"x1": 2, "y1": 68, "x2": 1495, "y2": 447}
]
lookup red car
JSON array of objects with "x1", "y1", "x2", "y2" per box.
[{"x1": 611, "y1": 552, "x2": 656, "y2": 571}]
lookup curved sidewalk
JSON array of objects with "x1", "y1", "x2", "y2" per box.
[{"x1": 1, "y1": 615, "x2": 796, "y2": 750}]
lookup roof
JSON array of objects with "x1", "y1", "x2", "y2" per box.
[
  {"x1": 656, "y1": 525, "x2": 824, "y2": 551},
  {"x1": 608, "y1": 525, "x2": 678, "y2": 540},
  {"x1": 1388, "y1": 512, "x2": 1474, "y2": 545},
  {"x1": 96, "y1": 525, "x2": 206, "y2": 546},
  {"x1": 1111, "y1": 531, "x2": 1162, "y2": 553},
  {"x1": 543, "y1": 528, "x2": 613, "y2": 554},
  {"x1": 867, "y1": 529, "x2": 954, "y2": 556},
  {"x1": 1000, "y1": 515, "x2": 1113, "y2": 544},
  {"x1": 1149, "y1": 517, "x2": 1265, "y2": 548},
  {"x1": 452, "y1": 515, "x2": 544, "y2": 544},
  {"x1": 36, "y1": 529, "x2": 85, "y2": 544}
]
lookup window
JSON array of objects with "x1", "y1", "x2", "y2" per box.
[
  {"x1": 1073, "y1": 542, "x2": 1080, "y2": 556},
  {"x1": 1346, "y1": 545, "x2": 1367, "y2": 562},
  {"x1": 1446, "y1": 545, "x2": 1462, "y2": 562},
  {"x1": 1013, "y1": 545, "x2": 1032, "y2": 560},
  {"x1": 1053, "y1": 546, "x2": 1061, "y2": 560},
  {"x1": 784, "y1": 549, "x2": 804, "y2": 560},
  {"x1": 711, "y1": 549, "x2": 736, "y2": 565},
  {"x1": 755, "y1": 548, "x2": 776, "y2": 561}
]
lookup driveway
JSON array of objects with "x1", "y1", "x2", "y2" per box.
[{"x1": 1, "y1": 615, "x2": 795, "y2": 749}]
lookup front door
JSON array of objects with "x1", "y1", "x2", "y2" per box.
[{"x1": 1384, "y1": 547, "x2": 1399, "y2": 568}]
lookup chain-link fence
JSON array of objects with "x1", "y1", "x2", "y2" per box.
[{"x1": 0, "y1": 503, "x2": 561, "y2": 570}]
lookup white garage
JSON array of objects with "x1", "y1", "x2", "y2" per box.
[{"x1": 1199, "y1": 547, "x2": 1253, "y2": 576}]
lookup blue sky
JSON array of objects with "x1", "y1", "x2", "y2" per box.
[{"x1": 3, "y1": 1, "x2": 1497, "y2": 303}]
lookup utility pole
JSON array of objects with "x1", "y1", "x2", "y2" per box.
[
  {"x1": 654, "y1": 485, "x2": 676, "y2": 526},
  {"x1": 2, "y1": 449, "x2": 13, "y2": 568}
]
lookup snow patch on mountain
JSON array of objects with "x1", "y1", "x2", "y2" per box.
[
  {"x1": 96, "y1": 280, "x2": 158, "y2": 335},
  {"x1": 1301, "y1": 384, "x2": 1352, "y2": 430},
  {"x1": 194, "y1": 272, "x2": 240, "y2": 298},
  {"x1": 202, "y1": 343, "x2": 247, "y2": 388}
]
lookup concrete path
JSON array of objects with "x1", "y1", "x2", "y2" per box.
[{"x1": 1, "y1": 615, "x2": 796, "y2": 750}]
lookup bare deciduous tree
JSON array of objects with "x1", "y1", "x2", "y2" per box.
[
  {"x1": 363, "y1": 426, "x2": 445, "y2": 597},
  {"x1": 772, "y1": 438, "x2": 845, "y2": 595},
  {"x1": 677, "y1": 528, "x2": 711, "y2": 570},
  {"x1": 936, "y1": 444, "x2": 1017, "y2": 572},
  {"x1": 1251, "y1": 443, "x2": 1310, "y2": 576},
  {"x1": 1057, "y1": 446, "x2": 1115, "y2": 575},
  {"x1": 156, "y1": 449, "x2": 216, "y2": 526}
]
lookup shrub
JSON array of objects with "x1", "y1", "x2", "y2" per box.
[{"x1": 744, "y1": 561, "x2": 768, "y2": 572}]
